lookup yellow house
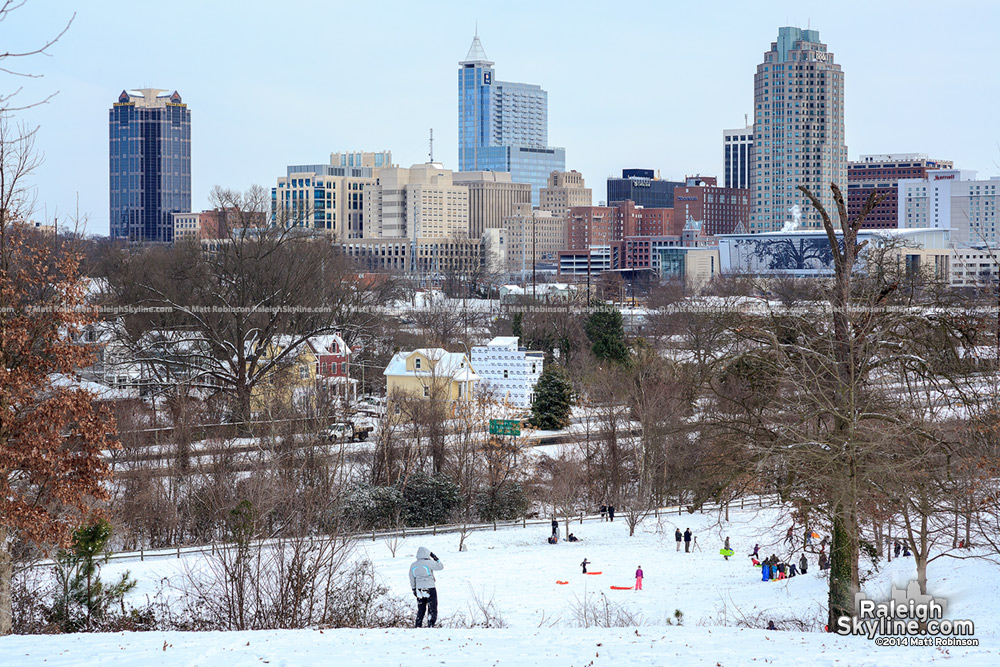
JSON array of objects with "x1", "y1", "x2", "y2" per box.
[
  {"x1": 250, "y1": 336, "x2": 319, "y2": 415},
  {"x1": 383, "y1": 348, "x2": 479, "y2": 407}
]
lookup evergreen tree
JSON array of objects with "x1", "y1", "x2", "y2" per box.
[
  {"x1": 511, "y1": 312, "x2": 523, "y2": 339},
  {"x1": 585, "y1": 307, "x2": 629, "y2": 365},
  {"x1": 530, "y1": 364, "x2": 574, "y2": 430}
]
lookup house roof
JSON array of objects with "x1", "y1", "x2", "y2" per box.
[
  {"x1": 309, "y1": 333, "x2": 351, "y2": 356},
  {"x1": 486, "y1": 336, "x2": 520, "y2": 347},
  {"x1": 383, "y1": 348, "x2": 475, "y2": 379}
]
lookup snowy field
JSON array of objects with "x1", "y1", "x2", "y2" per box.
[{"x1": 3, "y1": 504, "x2": 997, "y2": 666}]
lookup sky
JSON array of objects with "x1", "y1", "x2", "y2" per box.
[{"x1": 7, "y1": 0, "x2": 1000, "y2": 236}]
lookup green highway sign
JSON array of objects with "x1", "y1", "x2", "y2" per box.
[{"x1": 489, "y1": 418, "x2": 521, "y2": 436}]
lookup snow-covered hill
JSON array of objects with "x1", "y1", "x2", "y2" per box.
[{"x1": 3, "y1": 504, "x2": 996, "y2": 665}]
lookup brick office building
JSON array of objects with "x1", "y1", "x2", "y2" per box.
[
  {"x1": 847, "y1": 154, "x2": 954, "y2": 229},
  {"x1": 672, "y1": 176, "x2": 749, "y2": 236}
]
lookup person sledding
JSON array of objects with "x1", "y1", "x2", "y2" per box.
[{"x1": 581, "y1": 558, "x2": 591, "y2": 574}]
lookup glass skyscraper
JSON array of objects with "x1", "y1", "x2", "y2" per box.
[
  {"x1": 458, "y1": 35, "x2": 564, "y2": 206},
  {"x1": 109, "y1": 89, "x2": 191, "y2": 243}
]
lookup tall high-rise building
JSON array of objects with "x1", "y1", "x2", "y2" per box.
[
  {"x1": 458, "y1": 34, "x2": 565, "y2": 205},
  {"x1": 847, "y1": 154, "x2": 953, "y2": 229},
  {"x1": 723, "y1": 124, "x2": 753, "y2": 189},
  {"x1": 750, "y1": 27, "x2": 846, "y2": 232},
  {"x1": 109, "y1": 89, "x2": 191, "y2": 243}
]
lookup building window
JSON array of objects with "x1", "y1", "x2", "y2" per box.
[
  {"x1": 503, "y1": 369, "x2": 509, "y2": 379},
  {"x1": 423, "y1": 385, "x2": 430, "y2": 398},
  {"x1": 415, "y1": 358, "x2": 421, "y2": 369}
]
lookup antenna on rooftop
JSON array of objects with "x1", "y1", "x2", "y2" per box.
[{"x1": 429, "y1": 128, "x2": 434, "y2": 163}]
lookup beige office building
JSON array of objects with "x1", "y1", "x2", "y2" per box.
[
  {"x1": 348, "y1": 162, "x2": 482, "y2": 273},
  {"x1": 539, "y1": 170, "x2": 591, "y2": 218},
  {"x1": 453, "y1": 171, "x2": 531, "y2": 238},
  {"x1": 503, "y1": 202, "x2": 565, "y2": 274},
  {"x1": 363, "y1": 162, "x2": 469, "y2": 240}
]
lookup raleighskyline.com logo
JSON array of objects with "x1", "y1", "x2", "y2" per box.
[{"x1": 836, "y1": 581, "x2": 977, "y2": 646}]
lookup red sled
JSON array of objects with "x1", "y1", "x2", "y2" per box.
[
  {"x1": 609, "y1": 586, "x2": 633, "y2": 590},
  {"x1": 585, "y1": 571, "x2": 603, "y2": 575},
  {"x1": 556, "y1": 581, "x2": 569, "y2": 585}
]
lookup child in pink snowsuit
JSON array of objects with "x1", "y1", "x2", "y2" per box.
[{"x1": 635, "y1": 566, "x2": 643, "y2": 590}]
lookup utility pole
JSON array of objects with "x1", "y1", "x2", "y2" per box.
[{"x1": 532, "y1": 211, "x2": 537, "y2": 302}]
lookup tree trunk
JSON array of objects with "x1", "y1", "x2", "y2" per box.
[
  {"x1": 0, "y1": 525, "x2": 11, "y2": 635},
  {"x1": 828, "y1": 506, "x2": 859, "y2": 631}
]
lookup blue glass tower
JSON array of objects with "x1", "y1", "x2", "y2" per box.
[
  {"x1": 458, "y1": 35, "x2": 564, "y2": 206},
  {"x1": 109, "y1": 89, "x2": 191, "y2": 243}
]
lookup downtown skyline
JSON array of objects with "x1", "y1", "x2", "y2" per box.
[{"x1": 8, "y1": 0, "x2": 1000, "y2": 236}]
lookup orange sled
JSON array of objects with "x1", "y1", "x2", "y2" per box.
[
  {"x1": 585, "y1": 571, "x2": 603, "y2": 575},
  {"x1": 610, "y1": 586, "x2": 633, "y2": 590},
  {"x1": 556, "y1": 581, "x2": 569, "y2": 585}
]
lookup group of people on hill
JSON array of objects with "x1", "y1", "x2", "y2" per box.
[
  {"x1": 755, "y1": 551, "x2": 811, "y2": 581},
  {"x1": 547, "y1": 517, "x2": 583, "y2": 544}
]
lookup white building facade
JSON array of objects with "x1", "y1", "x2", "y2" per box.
[
  {"x1": 470, "y1": 336, "x2": 544, "y2": 410},
  {"x1": 898, "y1": 169, "x2": 1000, "y2": 287}
]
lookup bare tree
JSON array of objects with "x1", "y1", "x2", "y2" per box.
[{"x1": 100, "y1": 186, "x2": 394, "y2": 422}]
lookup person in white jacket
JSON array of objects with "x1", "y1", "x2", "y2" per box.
[{"x1": 408, "y1": 546, "x2": 444, "y2": 627}]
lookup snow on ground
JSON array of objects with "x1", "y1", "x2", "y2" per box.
[
  {"x1": 5, "y1": 625, "x2": 994, "y2": 667},
  {"x1": 4, "y1": 504, "x2": 997, "y2": 665}
]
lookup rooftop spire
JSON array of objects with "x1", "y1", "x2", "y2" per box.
[{"x1": 462, "y1": 33, "x2": 492, "y2": 64}]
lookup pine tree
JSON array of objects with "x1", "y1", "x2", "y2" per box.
[
  {"x1": 530, "y1": 364, "x2": 574, "y2": 430},
  {"x1": 585, "y1": 307, "x2": 629, "y2": 365}
]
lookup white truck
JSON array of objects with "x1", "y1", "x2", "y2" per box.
[{"x1": 321, "y1": 421, "x2": 373, "y2": 442}]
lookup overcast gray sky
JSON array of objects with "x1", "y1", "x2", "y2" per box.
[{"x1": 8, "y1": 0, "x2": 1000, "y2": 235}]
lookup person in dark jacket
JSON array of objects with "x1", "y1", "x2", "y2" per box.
[
  {"x1": 818, "y1": 552, "x2": 829, "y2": 570},
  {"x1": 581, "y1": 558, "x2": 590, "y2": 574},
  {"x1": 749, "y1": 543, "x2": 760, "y2": 558},
  {"x1": 551, "y1": 517, "x2": 559, "y2": 538},
  {"x1": 568, "y1": 533, "x2": 580, "y2": 542},
  {"x1": 600, "y1": 504, "x2": 608, "y2": 521},
  {"x1": 798, "y1": 553, "x2": 808, "y2": 575},
  {"x1": 723, "y1": 536, "x2": 731, "y2": 560},
  {"x1": 788, "y1": 563, "x2": 798, "y2": 577},
  {"x1": 767, "y1": 620, "x2": 777, "y2": 631},
  {"x1": 608, "y1": 505, "x2": 615, "y2": 522},
  {"x1": 409, "y1": 547, "x2": 443, "y2": 628},
  {"x1": 683, "y1": 528, "x2": 692, "y2": 552},
  {"x1": 893, "y1": 541, "x2": 901, "y2": 558},
  {"x1": 675, "y1": 529, "x2": 683, "y2": 551}
]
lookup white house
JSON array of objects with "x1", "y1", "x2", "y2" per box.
[{"x1": 470, "y1": 336, "x2": 544, "y2": 410}]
